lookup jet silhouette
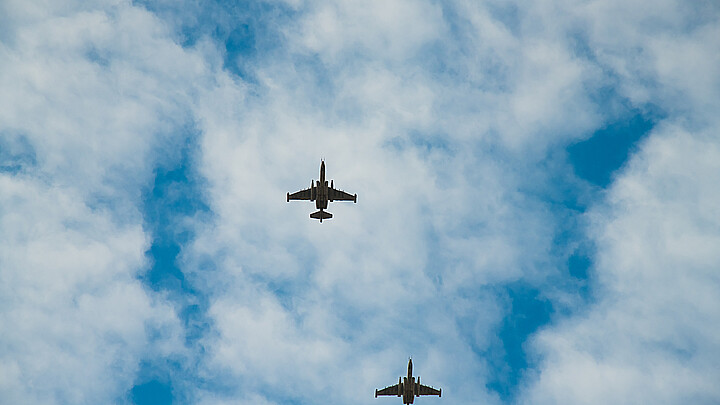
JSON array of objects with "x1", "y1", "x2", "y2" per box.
[
  {"x1": 286, "y1": 160, "x2": 357, "y2": 222},
  {"x1": 376, "y1": 359, "x2": 441, "y2": 404}
]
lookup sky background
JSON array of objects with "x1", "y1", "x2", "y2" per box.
[{"x1": 1, "y1": 0, "x2": 719, "y2": 404}]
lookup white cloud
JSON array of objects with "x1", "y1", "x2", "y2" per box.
[
  {"x1": 0, "y1": 176, "x2": 182, "y2": 403},
  {"x1": 0, "y1": 0, "x2": 219, "y2": 402},
  {"x1": 516, "y1": 1, "x2": 720, "y2": 402},
  {"x1": 0, "y1": 1, "x2": 210, "y2": 199},
  {"x1": 522, "y1": 129, "x2": 720, "y2": 404},
  {"x1": 570, "y1": 0, "x2": 720, "y2": 115},
  {"x1": 295, "y1": 0, "x2": 447, "y2": 63}
]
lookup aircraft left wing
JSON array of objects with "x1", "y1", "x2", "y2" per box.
[
  {"x1": 287, "y1": 188, "x2": 312, "y2": 202},
  {"x1": 375, "y1": 383, "x2": 401, "y2": 397},
  {"x1": 417, "y1": 383, "x2": 441, "y2": 397},
  {"x1": 329, "y1": 187, "x2": 357, "y2": 202}
]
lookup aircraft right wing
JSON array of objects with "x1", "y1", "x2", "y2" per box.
[
  {"x1": 417, "y1": 383, "x2": 441, "y2": 397},
  {"x1": 375, "y1": 383, "x2": 401, "y2": 397},
  {"x1": 287, "y1": 188, "x2": 312, "y2": 202},
  {"x1": 329, "y1": 187, "x2": 357, "y2": 202}
]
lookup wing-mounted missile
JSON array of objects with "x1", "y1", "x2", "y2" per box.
[
  {"x1": 311, "y1": 180, "x2": 316, "y2": 201},
  {"x1": 329, "y1": 180, "x2": 334, "y2": 201},
  {"x1": 398, "y1": 377, "x2": 403, "y2": 396},
  {"x1": 416, "y1": 377, "x2": 420, "y2": 397}
]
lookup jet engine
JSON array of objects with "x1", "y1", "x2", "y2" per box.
[
  {"x1": 311, "y1": 180, "x2": 317, "y2": 200},
  {"x1": 399, "y1": 377, "x2": 403, "y2": 396},
  {"x1": 416, "y1": 377, "x2": 420, "y2": 397}
]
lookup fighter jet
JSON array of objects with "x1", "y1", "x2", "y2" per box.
[
  {"x1": 286, "y1": 160, "x2": 357, "y2": 222},
  {"x1": 376, "y1": 358, "x2": 441, "y2": 404}
]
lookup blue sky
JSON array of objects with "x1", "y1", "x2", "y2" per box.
[{"x1": 1, "y1": 1, "x2": 719, "y2": 404}]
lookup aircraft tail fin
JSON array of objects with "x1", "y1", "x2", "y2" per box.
[{"x1": 310, "y1": 210, "x2": 333, "y2": 221}]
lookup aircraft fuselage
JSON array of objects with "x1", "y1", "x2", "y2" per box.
[
  {"x1": 403, "y1": 359, "x2": 416, "y2": 404},
  {"x1": 315, "y1": 161, "x2": 329, "y2": 210}
]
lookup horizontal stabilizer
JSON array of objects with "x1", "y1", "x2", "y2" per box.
[{"x1": 310, "y1": 210, "x2": 333, "y2": 221}]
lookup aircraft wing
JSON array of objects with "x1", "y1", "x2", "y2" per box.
[
  {"x1": 287, "y1": 188, "x2": 312, "y2": 201},
  {"x1": 329, "y1": 187, "x2": 357, "y2": 202},
  {"x1": 417, "y1": 383, "x2": 441, "y2": 397},
  {"x1": 375, "y1": 383, "x2": 401, "y2": 397}
]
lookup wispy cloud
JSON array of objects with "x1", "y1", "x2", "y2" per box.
[
  {"x1": 523, "y1": 129, "x2": 720, "y2": 404},
  {"x1": 0, "y1": 1, "x2": 214, "y2": 403},
  {"x1": 0, "y1": 175, "x2": 181, "y2": 403}
]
